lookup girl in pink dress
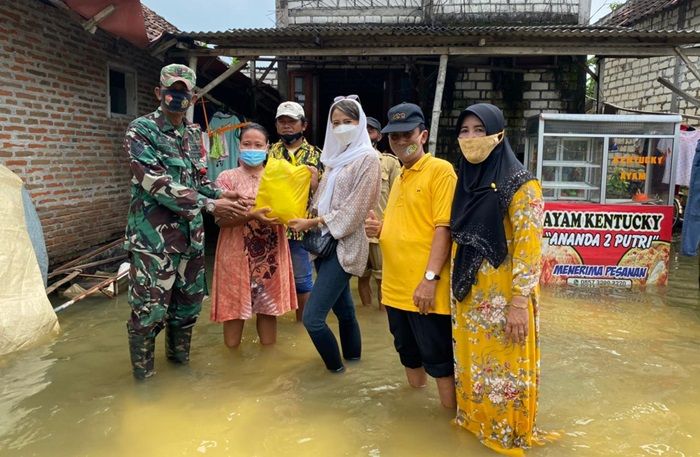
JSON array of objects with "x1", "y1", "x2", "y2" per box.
[{"x1": 210, "y1": 123, "x2": 298, "y2": 347}]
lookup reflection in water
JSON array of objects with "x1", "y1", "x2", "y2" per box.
[
  {"x1": 0, "y1": 345, "x2": 55, "y2": 449},
  {"x1": 1, "y1": 247, "x2": 698, "y2": 456}
]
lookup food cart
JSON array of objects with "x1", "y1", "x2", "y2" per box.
[{"x1": 524, "y1": 113, "x2": 681, "y2": 287}]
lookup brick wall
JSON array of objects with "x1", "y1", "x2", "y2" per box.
[
  {"x1": 281, "y1": 0, "x2": 584, "y2": 26},
  {"x1": 0, "y1": 0, "x2": 164, "y2": 265},
  {"x1": 436, "y1": 58, "x2": 586, "y2": 162},
  {"x1": 601, "y1": 0, "x2": 700, "y2": 118}
]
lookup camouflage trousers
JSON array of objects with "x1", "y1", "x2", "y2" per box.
[{"x1": 127, "y1": 249, "x2": 207, "y2": 336}]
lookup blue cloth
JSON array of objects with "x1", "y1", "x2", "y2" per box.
[
  {"x1": 206, "y1": 112, "x2": 241, "y2": 182},
  {"x1": 681, "y1": 139, "x2": 700, "y2": 256},
  {"x1": 289, "y1": 240, "x2": 313, "y2": 293},
  {"x1": 302, "y1": 248, "x2": 361, "y2": 371},
  {"x1": 22, "y1": 187, "x2": 48, "y2": 286}
]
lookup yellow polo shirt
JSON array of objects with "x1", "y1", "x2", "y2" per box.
[{"x1": 379, "y1": 153, "x2": 457, "y2": 315}]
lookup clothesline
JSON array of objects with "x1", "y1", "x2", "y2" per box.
[
  {"x1": 199, "y1": 98, "x2": 249, "y2": 137},
  {"x1": 208, "y1": 122, "x2": 250, "y2": 137}
]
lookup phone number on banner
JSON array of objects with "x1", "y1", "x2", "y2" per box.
[{"x1": 566, "y1": 278, "x2": 633, "y2": 288}]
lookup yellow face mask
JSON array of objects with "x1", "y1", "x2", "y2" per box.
[{"x1": 458, "y1": 131, "x2": 504, "y2": 164}]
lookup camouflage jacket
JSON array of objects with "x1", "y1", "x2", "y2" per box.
[
  {"x1": 269, "y1": 138, "x2": 323, "y2": 240},
  {"x1": 124, "y1": 108, "x2": 221, "y2": 254}
]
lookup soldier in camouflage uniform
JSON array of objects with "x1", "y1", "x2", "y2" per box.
[
  {"x1": 269, "y1": 101, "x2": 323, "y2": 321},
  {"x1": 124, "y1": 64, "x2": 252, "y2": 380}
]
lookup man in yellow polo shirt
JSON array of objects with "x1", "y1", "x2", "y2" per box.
[{"x1": 365, "y1": 102, "x2": 457, "y2": 409}]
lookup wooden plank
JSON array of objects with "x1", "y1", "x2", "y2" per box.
[
  {"x1": 186, "y1": 55, "x2": 198, "y2": 122},
  {"x1": 657, "y1": 77, "x2": 700, "y2": 108},
  {"x1": 53, "y1": 270, "x2": 129, "y2": 313},
  {"x1": 196, "y1": 57, "x2": 253, "y2": 99},
  {"x1": 428, "y1": 54, "x2": 448, "y2": 154},
  {"x1": 255, "y1": 60, "x2": 276, "y2": 86},
  {"x1": 77, "y1": 273, "x2": 113, "y2": 279},
  {"x1": 603, "y1": 101, "x2": 700, "y2": 121},
  {"x1": 45, "y1": 270, "x2": 81, "y2": 295},
  {"x1": 597, "y1": 57, "x2": 606, "y2": 114},
  {"x1": 150, "y1": 38, "x2": 178, "y2": 57},
  {"x1": 49, "y1": 238, "x2": 123, "y2": 276},
  {"x1": 673, "y1": 47, "x2": 700, "y2": 85},
  {"x1": 83, "y1": 4, "x2": 116, "y2": 33},
  {"x1": 49, "y1": 254, "x2": 128, "y2": 279}
]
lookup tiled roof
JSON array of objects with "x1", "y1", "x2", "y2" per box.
[
  {"x1": 596, "y1": 0, "x2": 682, "y2": 27},
  {"x1": 142, "y1": 3, "x2": 179, "y2": 42}
]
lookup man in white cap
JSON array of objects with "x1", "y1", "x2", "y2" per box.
[{"x1": 269, "y1": 101, "x2": 323, "y2": 321}]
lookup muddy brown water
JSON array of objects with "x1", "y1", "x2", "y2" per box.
[{"x1": 1, "y1": 245, "x2": 699, "y2": 456}]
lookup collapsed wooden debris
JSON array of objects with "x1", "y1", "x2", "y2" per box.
[{"x1": 46, "y1": 238, "x2": 128, "y2": 313}]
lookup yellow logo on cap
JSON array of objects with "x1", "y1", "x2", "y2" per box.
[{"x1": 391, "y1": 112, "x2": 406, "y2": 121}]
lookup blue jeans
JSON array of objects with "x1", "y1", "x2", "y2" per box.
[
  {"x1": 289, "y1": 239, "x2": 314, "y2": 293},
  {"x1": 302, "y1": 247, "x2": 361, "y2": 371}
]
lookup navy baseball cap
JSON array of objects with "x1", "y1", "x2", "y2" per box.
[
  {"x1": 366, "y1": 117, "x2": 382, "y2": 131},
  {"x1": 381, "y1": 103, "x2": 425, "y2": 134}
]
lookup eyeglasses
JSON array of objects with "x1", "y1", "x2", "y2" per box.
[{"x1": 333, "y1": 94, "x2": 360, "y2": 103}]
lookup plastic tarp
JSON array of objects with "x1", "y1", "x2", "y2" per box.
[
  {"x1": 22, "y1": 187, "x2": 48, "y2": 286},
  {"x1": 0, "y1": 166, "x2": 59, "y2": 356}
]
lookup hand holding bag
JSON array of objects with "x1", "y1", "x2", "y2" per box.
[{"x1": 302, "y1": 229, "x2": 337, "y2": 258}]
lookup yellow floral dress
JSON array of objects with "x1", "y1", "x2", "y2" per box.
[{"x1": 452, "y1": 180, "x2": 545, "y2": 456}]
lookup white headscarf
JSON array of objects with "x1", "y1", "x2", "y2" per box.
[{"x1": 316, "y1": 98, "x2": 374, "y2": 218}]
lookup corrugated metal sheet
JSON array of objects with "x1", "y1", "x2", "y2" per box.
[{"x1": 172, "y1": 24, "x2": 700, "y2": 48}]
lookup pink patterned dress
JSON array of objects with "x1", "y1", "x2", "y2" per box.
[{"x1": 210, "y1": 167, "x2": 297, "y2": 321}]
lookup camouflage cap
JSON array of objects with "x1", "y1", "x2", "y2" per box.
[{"x1": 160, "y1": 64, "x2": 196, "y2": 91}]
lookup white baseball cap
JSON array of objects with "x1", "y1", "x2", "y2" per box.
[{"x1": 276, "y1": 101, "x2": 305, "y2": 120}]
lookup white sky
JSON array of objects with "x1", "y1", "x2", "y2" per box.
[{"x1": 142, "y1": 0, "x2": 615, "y2": 31}]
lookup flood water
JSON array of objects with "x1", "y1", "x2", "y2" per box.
[{"x1": 1, "y1": 245, "x2": 699, "y2": 457}]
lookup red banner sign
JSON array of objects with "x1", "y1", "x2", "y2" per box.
[{"x1": 540, "y1": 202, "x2": 674, "y2": 287}]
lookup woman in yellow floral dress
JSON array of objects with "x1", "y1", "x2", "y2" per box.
[{"x1": 450, "y1": 103, "x2": 545, "y2": 456}]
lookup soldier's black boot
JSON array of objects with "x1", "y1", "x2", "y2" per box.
[
  {"x1": 165, "y1": 321, "x2": 194, "y2": 364},
  {"x1": 127, "y1": 324, "x2": 156, "y2": 380}
]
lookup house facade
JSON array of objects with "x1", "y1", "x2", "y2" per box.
[
  {"x1": 597, "y1": 0, "x2": 700, "y2": 117},
  {"x1": 0, "y1": 0, "x2": 278, "y2": 266},
  {"x1": 0, "y1": 0, "x2": 172, "y2": 264},
  {"x1": 273, "y1": 0, "x2": 591, "y2": 161}
]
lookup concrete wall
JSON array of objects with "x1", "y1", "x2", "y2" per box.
[
  {"x1": 279, "y1": 0, "x2": 585, "y2": 26},
  {"x1": 601, "y1": 0, "x2": 700, "y2": 118},
  {"x1": 0, "y1": 0, "x2": 164, "y2": 264}
]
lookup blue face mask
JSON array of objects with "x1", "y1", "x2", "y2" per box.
[
  {"x1": 160, "y1": 88, "x2": 192, "y2": 113},
  {"x1": 240, "y1": 149, "x2": 267, "y2": 166}
]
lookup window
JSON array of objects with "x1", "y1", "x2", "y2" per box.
[{"x1": 108, "y1": 66, "x2": 136, "y2": 116}]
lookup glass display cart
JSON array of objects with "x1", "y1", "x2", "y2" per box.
[{"x1": 524, "y1": 114, "x2": 681, "y2": 287}]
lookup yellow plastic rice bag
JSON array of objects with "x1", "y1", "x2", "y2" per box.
[{"x1": 254, "y1": 157, "x2": 311, "y2": 224}]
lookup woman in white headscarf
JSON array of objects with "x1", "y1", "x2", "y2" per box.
[{"x1": 289, "y1": 96, "x2": 381, "y2": 372}]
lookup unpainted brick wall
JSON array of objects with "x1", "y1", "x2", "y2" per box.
[
  {"x1": 0, "y1": 0, "x2": 164, "y2": 265},
  {"x1": 601, "y1": 0, "x2": 700, "y2": 118},
  {"x1": 436, "y1": 58, "x2": 586, "y2": 163},
  {"x1": 283, "y1": 0, "x2": 581, "y2": 25}
]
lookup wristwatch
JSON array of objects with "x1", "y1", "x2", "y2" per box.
[
  {"x1": 424, "y1": 270, "x2": 440, "y2": 281},
  {"x1": 205, "y1": 199, "x2": 216, "y2": 213}
]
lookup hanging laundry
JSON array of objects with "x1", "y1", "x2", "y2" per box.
[
  {"x1": 209, "y1": 132, "x2": 227, "y2": 161},
  {"x1": 662, "y1": 130, "x2": 700, "y2": 187},
  {"x1": 206, "y1": 112, "x2": 243, "y2": 181}
]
